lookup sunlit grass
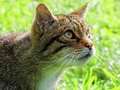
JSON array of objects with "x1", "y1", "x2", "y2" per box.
[{"x1": 0, "y1": 0, "x2": 120, "y2": 90}]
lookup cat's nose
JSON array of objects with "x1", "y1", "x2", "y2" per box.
[
  {"x1": 85, "y1": 42, "x2": 93, "y2": 50},
  {"x1": 81, "y1": 37, "x2": 93, "y2": 50}
]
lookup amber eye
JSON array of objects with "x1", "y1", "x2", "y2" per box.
[{"x1": 64, "y1": 30, "x2": 75, "y2": 39}]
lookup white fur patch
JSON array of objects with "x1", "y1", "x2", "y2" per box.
[{"x1": 36, "y1": 67, "x2": 64, "y2": 90}]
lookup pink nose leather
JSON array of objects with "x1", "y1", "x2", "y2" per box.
[
  {"x1": 81, "y1": 37, "x2": 93, "y2": 50},
  {"x1": 85, "y1": 42, "x2": 93, "y2": 50}
]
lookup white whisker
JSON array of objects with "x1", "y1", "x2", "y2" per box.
[
  {"x1": 96, "y1": 51, "x2": 118, "y2": 73},
  {"x1": 94, "y1": 55, "x2": 116, "y2": 76}
]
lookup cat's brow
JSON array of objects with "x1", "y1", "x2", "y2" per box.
[
  {"x1": 64, "y1": 15, "x2": 85, "y2": 37},
  {"x1": 75, "y1": 19, "x2": 85, "y2": 36}
]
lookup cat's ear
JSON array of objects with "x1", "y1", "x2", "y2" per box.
[
  {"x1": 71, "y1": 2, "x2": 89, "y2": 19},
  {"x1": 36, "y1": 3, "x2": 57, "y2": 25}
]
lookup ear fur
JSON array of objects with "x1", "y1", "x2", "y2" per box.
[
  {"x1": 71, "y1": 2, "x2": 89, "y2": 19},
  {"x1": 36, "y1": 3, "x2": 57, "y2": 24}
]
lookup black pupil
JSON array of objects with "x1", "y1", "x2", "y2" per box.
[{"x1": 67, "y1": 31, "x2": 72, "y2": 36}]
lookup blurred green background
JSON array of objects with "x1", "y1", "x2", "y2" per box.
[{"x1": 0, "y1": 0, "x2": 120, "y2": 90}]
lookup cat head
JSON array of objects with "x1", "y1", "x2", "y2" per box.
[{"x1": 31, "y1": 3, "x2": 95, "y2": 67}]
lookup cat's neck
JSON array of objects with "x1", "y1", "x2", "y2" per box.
[
  {"x1": 12, "y1": 32, "x2": 65, "y2": 90},
  {"x1": 36, "y1": 66, "x2": 65, "y2": 90}
]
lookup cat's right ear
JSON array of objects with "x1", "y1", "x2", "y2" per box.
[
  {"x1": 70, "y1": 3, "x2": 89, "y2": 19},
  {"x1": 36, "y1": 3, "x2": 57, "y2": 25}
]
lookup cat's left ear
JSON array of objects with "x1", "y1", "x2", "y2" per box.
[
  {"x1": 71, "y1": 2, "x2": 89, "y2": 19},
  {"x1": 36, "y1": 3, "x2": 57, "y2": 25}
]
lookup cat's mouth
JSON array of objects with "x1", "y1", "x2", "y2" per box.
[
  {"x1": 80, "y1": 53, "x2": 91, "y2": 60},
  {"x1": 57, "y1": 47, "x2": 96, "y2": 66},
  {"x1": 77, "y1": 47, "x2": 96, "y2": 61},
  {"x1": 64, "y1": 52, "x2": 92, "y2": 67}
]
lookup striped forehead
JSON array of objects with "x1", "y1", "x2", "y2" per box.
[{"x1": 57, "y1": 15, "x2": 88, "y2": 38}]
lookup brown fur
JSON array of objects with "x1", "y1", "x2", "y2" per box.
[{"x1": 0, "y1": 3, "x2": 95, "y2": 90}]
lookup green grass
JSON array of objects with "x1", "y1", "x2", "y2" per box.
[{"x1": 0, "y1": 0, "x2": 120, "y2": 90}]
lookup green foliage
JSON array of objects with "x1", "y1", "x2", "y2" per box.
[{"x1": 0, "y1": 0, "x2": 120, "y2": 90}]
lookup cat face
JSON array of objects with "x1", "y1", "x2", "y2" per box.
[
  {"x1": 31, "y1": 3, "x2": 95, "y2": 66},
  {"x1": 55, "y1": 15, "x2": 95, "y2": 65}
]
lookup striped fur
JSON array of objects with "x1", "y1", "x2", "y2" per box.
[{"x1": 0, "y1": 3, "x2": 95, "y2": 90}]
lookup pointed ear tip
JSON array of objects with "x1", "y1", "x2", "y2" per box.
[
  {"x1": 36, "y1": 3, "x2": 47, "y2": 10},
  {"x1": 86, "y1": 2, "x2": 90, "y2": 7}
]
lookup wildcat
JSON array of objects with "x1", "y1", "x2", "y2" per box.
[{"x1": 0, "y1": 2, "x2": 95, "y2": 90}]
